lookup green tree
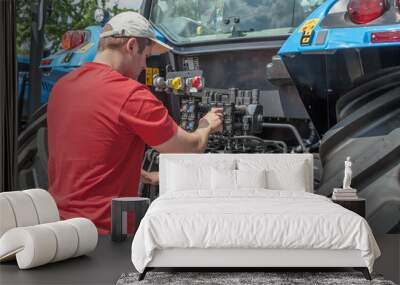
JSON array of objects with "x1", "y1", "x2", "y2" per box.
[
  {"x1": 16, "y1": 0, "x2": 32, "y2": 55},
  {"x1": 16, "y1": 0, "x2": 135, "y2": 55},
  {"x1": 45, "y1": 0, "x2": 99, "y2": 52}
]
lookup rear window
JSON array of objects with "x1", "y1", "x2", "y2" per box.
[{"x1": 149, "y1": 0, "x2": 324, "y2": 44}]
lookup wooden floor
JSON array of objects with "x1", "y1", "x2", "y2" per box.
[{"x1": 374, "y1": 235, "x2": 400, "y2": 284}]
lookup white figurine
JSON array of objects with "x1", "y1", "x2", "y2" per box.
[{"x1": 343, "y1": 156, "x2": 353, "y2": 190}]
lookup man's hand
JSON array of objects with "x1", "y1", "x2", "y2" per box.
[
  {"x1": 140, "y1": 170, "x2": 159, "y2": 185},
  {"x1": 198, "y1": 107, "x2": 223, "y2": 134},
  {"x1": 151, "y1": 108, "x2": 223, "y2": 154}
]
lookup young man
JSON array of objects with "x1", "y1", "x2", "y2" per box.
[{"x1": 47, "y1": 12, "x2": 223, "y2": 234}]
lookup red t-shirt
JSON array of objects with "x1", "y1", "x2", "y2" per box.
[{"x1": 47, "y1": 62, "x2": 177, "y2": 234}]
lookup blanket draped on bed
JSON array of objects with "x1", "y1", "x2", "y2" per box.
[{"x1": 131, "y1": 190, "x2": 380, "y2": 273}]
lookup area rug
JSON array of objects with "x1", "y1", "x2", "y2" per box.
[{"x1": 116, "y1": 271, "x2": 396, "y2": 285}]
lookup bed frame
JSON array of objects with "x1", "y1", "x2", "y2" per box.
[
  {"x1": 139, "y1": 248, "x2": 371, "y2": 280},
  {"x1": 139, "y1": 154, "x2": 372, "y2": 281}
]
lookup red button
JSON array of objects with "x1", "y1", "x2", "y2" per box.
[{"x1": 191, "y1": 76, "x2": 203, "y2": 91}]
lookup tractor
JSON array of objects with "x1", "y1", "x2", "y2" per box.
[{"x1": 18, "y1": 0, "x2": 400, "y2": 234}]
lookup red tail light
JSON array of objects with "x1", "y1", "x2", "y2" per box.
[
  {"x1": 347, "y1": 0, "x2": 387, "y2": 24},
  {"x1": 40, "y1": 59, "x2": 52, "y2": 66},
  {"x1": 371, "y1": 31, "x2": 400, "y2": 43},
  {"x1": 61, "y1": 31, "x2": 85, "y2": 50},
  {"x1": 397, "y1": 0, "x2": 400, "y2": 8}
]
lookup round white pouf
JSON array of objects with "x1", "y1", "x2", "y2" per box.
[
  {"x1": 65, "y1": 218, "x2": 98, "y2": 257},
  {"x1": 42, "y1": 221, "x2": 79, "y2": 262},
  {"x1": 23, "y1": 189, "x2": 59, "y2": 224},
  {"x1": 0, "y1": 218, "x2": 98, "y2": 269},
  {"x1": 0, "y1": 192, "x2": 39, "y2": 227},
  {"x1": 0, "y1": 226, "x2": 57, "y2": 269},
  {"x1": 0, "y1": 196, "x2": 17, "y2": 237}
]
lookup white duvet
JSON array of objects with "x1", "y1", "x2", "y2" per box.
[{"x1": 131, "y1": 190, "x2": 380, "y2": 273}]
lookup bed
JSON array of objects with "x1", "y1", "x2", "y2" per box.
[{"x1": 131, "y1": 154, "x2": 380, "y2": 280}]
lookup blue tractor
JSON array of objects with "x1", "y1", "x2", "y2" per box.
[
  {"x1": 39, "y1": 26, "x2": 102, "y2": 103},
  {"x1": 18, "y1": 0, "x2": 400, "y2": 234},
  {"x1": 279, "y1": 0, "x2": 400, "y2": 234}
]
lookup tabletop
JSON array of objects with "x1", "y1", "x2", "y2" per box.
[{"x1": 0, "y1": 235, "x2": 134, "y2": 285}]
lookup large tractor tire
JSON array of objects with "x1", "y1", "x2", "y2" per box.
[
  {"x1": 17, "y1": 105, "x2": 49, "y2": 190},
  {"x1": 318, "y1": 75, "x2": 400, "y2": 234},
  {"x1": 336, "y1": 67, "x2": 400, "y2": 121}
]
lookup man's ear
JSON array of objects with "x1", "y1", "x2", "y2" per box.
[{"x1": 126, "y1": 38, "x2": 138, "y2": 55}]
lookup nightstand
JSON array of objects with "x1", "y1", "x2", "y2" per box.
[
  {"x1": 332, "y1": 198, "x2": 366, "y2": 218},
  {"x1": 111, "y1": 197, "x2": 150, "y2": 242}
]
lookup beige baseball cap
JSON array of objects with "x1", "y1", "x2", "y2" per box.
[{"x1": 100, "y1": 11, "x2": 172, "y2": 55}]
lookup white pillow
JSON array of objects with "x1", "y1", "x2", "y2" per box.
[
  {"x1": 167, "y1": 163, "x2": 210, "y2": 191},
  {"x1": 211, "y1": 168, "x2": 236, "y2": 190},
  {"x1": 166, "y1": 160, "x2": 236, "y2": 192},
  {"x1": 266, "y1": 161, "x2": 307, "y2": 191},
  {"x1": 236, "y1": 169, "x2": 267, "y2": 189},
  {"x1": 238, "y1": 158, "x2": 310, "y2": 192}
]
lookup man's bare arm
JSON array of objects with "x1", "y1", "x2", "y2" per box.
[
  {"x1": 153, "y1": 108, "x2": 223, "y2": 154},
  {"x1": 140, "y1": 169, "x2": 159, "y2": 185}
]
